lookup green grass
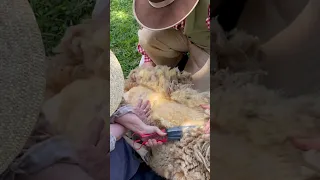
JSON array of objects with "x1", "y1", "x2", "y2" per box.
[
  {"x1": 29, "y1": 0, "x2": 139, "y2": 76},
  {"x1": 29, "y1": 0, "x2": 95, "y2": 56},
  {"x1": 110, "y1": 0, "x2": 141, "y2": 77}
]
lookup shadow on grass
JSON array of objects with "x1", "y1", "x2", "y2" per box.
[{"x1": 29, "y1": 0, "x2": 95, "y2": 56}]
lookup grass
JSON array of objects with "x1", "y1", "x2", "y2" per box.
[
  {"x1": 30, "y1": 0, "x2": 140, "y2": 76},
  {"x1": 110, "y1": 0, "x2": 141, "y2": 76},
  {"x1": 29, "y1": 0, "x2": 95, "y2": 56}
]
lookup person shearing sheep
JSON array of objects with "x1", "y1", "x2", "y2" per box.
[{"x1": 134, "y1": 0, "x2": 211, "y2": 92}]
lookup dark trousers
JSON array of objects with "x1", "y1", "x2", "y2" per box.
[{"x1": 130, "y1": 163, "x2": 165, "y2": 180}]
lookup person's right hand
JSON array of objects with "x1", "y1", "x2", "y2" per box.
[
  {"x1": 115, "y1": 100, "x2": 166, "y2": 147},
  {"x1": 201, "y1": 104, "x2": 210, "y2": 134},
  {"x1": 115, "y1": 113, "x2": 166, "y2": 137}
]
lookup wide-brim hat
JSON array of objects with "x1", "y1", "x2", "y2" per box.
[
  {"x1": 110, "y1": 50, "x2": 125, "y2": 115},
  {"x1": 133, "y1": 0, "x2": 199, "y2": 30},
  {"x1": 0, "y1": 0, "x2": 46, "y2": 174}
]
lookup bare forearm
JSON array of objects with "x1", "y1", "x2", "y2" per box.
[
  {"x1": 110, "y1": 123, "x2": 127, "y2": 152},
  {"x1": 110, "y1": 124, "x2": 127, "y2": 140}
]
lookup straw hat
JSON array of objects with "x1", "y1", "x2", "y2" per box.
[
  {"x1": 110, "y1": 50, "x2": 125, "y2": 115},
  {"x1": 0, "y1": 0, "x2": 46, "y2": 174},
  {"x1": 133, "y1": 0, "x2": 199, "y2": 30}
]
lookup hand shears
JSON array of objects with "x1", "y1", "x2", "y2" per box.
[{"x1": 132, "y1": 126, "x2": 197, "y2": 150}]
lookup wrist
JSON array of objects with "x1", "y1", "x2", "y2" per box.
[{"x1": 110, "y1": 124, "x2": 127, "y2": 140}]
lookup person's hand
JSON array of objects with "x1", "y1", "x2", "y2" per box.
[
  {"x1": 115, "y1": 113, "x2": 166, "y2": 136},
  {"x1": 133, "y1": 99, "x2": 151, "y2": 122},
  {"x1": 201, "y1": 104, "x2": 210, "y2": 134},
  {"x1": 292, "y1": 137, "x2": 320, "y2": 151},
  {"x1": 117, "y1": 113, "x2": 166, "y2": 147},
  {"x1": 142, "y1": 61, "x2": 155, "y2": 68},
  {"x1": 145, "y1": 138, "x2": 164, "y2": 147},
  {"x1": 115, "y1": 103, "x2": 166, "y2": 147}
]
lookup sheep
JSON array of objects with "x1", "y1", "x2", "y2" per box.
[
  {"x1": 43, "y1": 16, "x2": 320, "y2": 180},
  {"x1": 124, "y1": 66, "x2": 210, "y2": 179},
  {"x1": 124, "y1": 64, "x2": 320, "y2": 180}
]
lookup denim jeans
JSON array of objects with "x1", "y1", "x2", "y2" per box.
[
  {"x1": 110, "y1": 138, "x2": 164, "y2": 180},
  {"x1": 130, "y1": 163, "x2": 164, "y2": 180}
]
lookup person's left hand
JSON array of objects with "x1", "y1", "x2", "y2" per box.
[
  {"x1": 133, "y1": 99, "x2": 151, "y2": 122},
  {"x1": 145, "y1": 139, "x2": 164, "y2": 147},
  {"x1": 201, "y1": 104, "x2": 210, "y2": 134}
]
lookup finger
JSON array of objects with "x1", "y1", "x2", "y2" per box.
[
  {"x1": 200, "y1": 104, "x2": 210, "y2": 109},
  {"x1": 205, "y1": 120, "x2": 210, "y2": 129},
  {"x1": 136, "y1": 99, "x2": 143, "y2": 108},
  {"x1": 203, "y1": 134, "x2": 210, "y2": 140},
  {"x1": 145, "y1": 111, "x2": 151, "y2": 118},
  {"x1": 147, "y1": 139, "x2": 153, "y2": 147},
  {"x1": 145, "y1": 142, "x2": 150, "y2": 146},
  {"x1": 141, "y1": 100, "x2": 149, "y2": 110},
  {"x1": 204, "y1": 124, "x2": 209, "y2": 132},
  {"x1": 292, "y1": 137, "x2": 320, "y2": 151},
  {"x1": 144, "y1": 101, "x2": 151, "y2": 111},
  {"x1": 151, "y1": 139, "x2": 158, "y2": 146},
  {"x1": 204, "y1": 127, "x2": 210, "y2": 134},
  {"x1": 154, "y1": 127, "x2": 166, "y2": 136},
  {"x1": 204, "y1": 109, "x2": 210, "y2": 115}
]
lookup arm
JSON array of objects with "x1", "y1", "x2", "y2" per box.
[{"x1": 110, "y1": 123, "x2": 127, "y2": 152}]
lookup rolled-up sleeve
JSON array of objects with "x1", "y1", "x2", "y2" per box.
[
  {"x1": 109, "y1": 105, "x2": 134, "y2": 152},
  {"x1": 110, "y1": 105, "x2": 134, "y2": 124}
]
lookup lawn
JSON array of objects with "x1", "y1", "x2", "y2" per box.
[
  {"x1": 29, "y1": 0, "x2": 139, "y2": 76},
  {"x1": 110, "y1": 0, "x2": 141, "y2": 76},
  {"x1": 29, "y1": 0, "x2": 95, "y2": 56}
]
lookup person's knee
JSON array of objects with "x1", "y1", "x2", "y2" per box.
[{"x1": 138, "y1": 28, "x2": 159, "y2": 49}]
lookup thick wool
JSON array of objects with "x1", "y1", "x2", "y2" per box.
[
  {"x1": 210, "y1": 20, "x2": 320, "y2": 180},
  {"x1": 126, "y1": 66, "x2": 320, "y2": 180},
  {"x1": 43, "y1": 17, "x2": 320, "y2": 180},
  {"x1": 42, "y1": 19, "x2": 110, "y2": 144},
  {"x1": 124, "y1": 66, "x2": 210, "y2": 179},
  {"x1": 43, "y1": 17, "x2": 210, "y2": 179},
  {"x1": 210, "y1": 70, "x2": 320, "y2": 180},
  {"x1": 45, "y1": 19, "x2": 108, "y2": 99}
]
